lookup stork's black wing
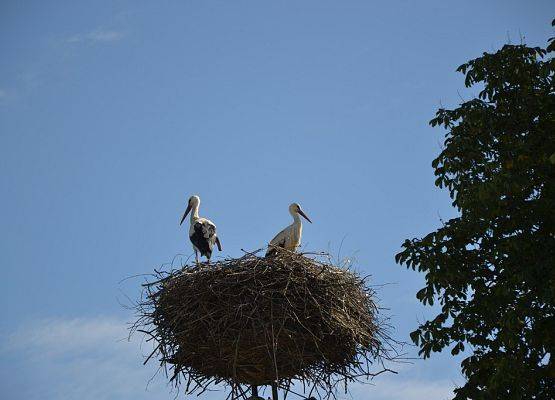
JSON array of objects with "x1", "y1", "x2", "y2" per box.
[
  {"x1": 190, "y1": 221, "x2": 216, "y2": 257},
  {"x1": 265, "y1": 235, "x2": 287, "y2": 257}
]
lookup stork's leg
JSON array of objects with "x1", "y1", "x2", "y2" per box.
[
  {"x1": 194, "y1": 250, "x2": 199, "y2": 266},
  {"x1": 251, "y1": 386, "x2": 259, "y2": 399}
]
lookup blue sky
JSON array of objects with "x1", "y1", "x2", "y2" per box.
[{"x1": 1, "y1": 2, "x2": 552, "y2": 399}]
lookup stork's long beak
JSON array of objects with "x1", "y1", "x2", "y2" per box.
[
  {"x1": 180, "y1": 204, "x2": 192, "y2": 225},
  {"x1": 298, "y1": 209, "x2": 312, "y2": 223}
]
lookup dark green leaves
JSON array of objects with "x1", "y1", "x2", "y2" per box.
[
  {"x1": 410, "y1": 329, "x2": 421, "y2": 346},
  {"x1": 396, "y1": 21, "x2": 555, "y2": 400},
  {"x1": 548, "y1": 19, "x2": 555, "y2": 53},
  {"x1": 451, "y1": 342, "x2": 465, "y2": 356}
]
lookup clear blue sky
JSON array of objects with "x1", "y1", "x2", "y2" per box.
[{"x1": 1, "y1": 2, "x2": 552, "y2": 399}]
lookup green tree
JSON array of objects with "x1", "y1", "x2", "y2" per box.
[{"x1": 395, "y1": 21, "x2": 555, "y2": 399}]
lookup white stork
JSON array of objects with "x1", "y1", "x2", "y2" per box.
[
  {"x1": 266, "y1": 202, "x2": 312, "y2": 256},
  {"x1": 180, "y1": 195, "x2": 222, "y2": 264}
]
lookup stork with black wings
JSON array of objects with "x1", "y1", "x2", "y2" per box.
[{"x1": 180, "y1": 195, "x2": 222, "y2": 264}]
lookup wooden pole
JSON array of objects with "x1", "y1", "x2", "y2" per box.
[
  {"x1": 271, "y1": 382, "x2": 279, "y2": 400},
  {"x1": 251, "y1": 385, "x2": 259, "y2": 399}
]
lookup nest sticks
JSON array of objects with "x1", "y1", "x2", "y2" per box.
[{"x1": 131, "y1": 250, "x2": 395, "y2": 399}]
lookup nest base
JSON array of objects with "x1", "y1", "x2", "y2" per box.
[{"x1": 132, "y1": 250, "x2": 394, "y2": 398}]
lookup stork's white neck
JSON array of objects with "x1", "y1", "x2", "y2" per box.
[
  {"x1": 290, "y1": 210, "x2": 301, "y2": 224},
  {"x1": 190, "y1": 203, "x2": 200, "y2": 222}
]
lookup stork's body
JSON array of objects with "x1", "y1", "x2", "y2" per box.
[
  {"x1": 266, "y1": 203, "x2": 312, "y2": 256},
  {"x1": 180, "y1": 195, "x2": 222, "y2": 264}
]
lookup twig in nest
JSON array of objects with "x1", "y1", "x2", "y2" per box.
[{"x1": 130, "y1": 249, "x2": 400, "y2": 399}]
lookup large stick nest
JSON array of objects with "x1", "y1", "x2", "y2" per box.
[{"x1": 132, "y1": 249, "x2": 395, "y2": 398}]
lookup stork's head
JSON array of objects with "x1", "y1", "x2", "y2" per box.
[
  {"x1": 289, "y1": 202, "x2": 312, "y2": 223},
  {"x1": 189, "y1": 195, "x2": 200, "y2": 206},
  {"x1": 180, "y1": 195, "x2": 200, "y2": 225}
]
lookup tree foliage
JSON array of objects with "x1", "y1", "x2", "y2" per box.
[{"x1": 396, "y1": 21, "x2": 555, "y2": 399}]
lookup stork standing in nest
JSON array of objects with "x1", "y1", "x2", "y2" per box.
[
  {"x1": 266, "y1": 202, "x2": 312, "y2": 257},
  {"x1": 180, "y1": 195, "x2": 222, "y2": 264}
]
